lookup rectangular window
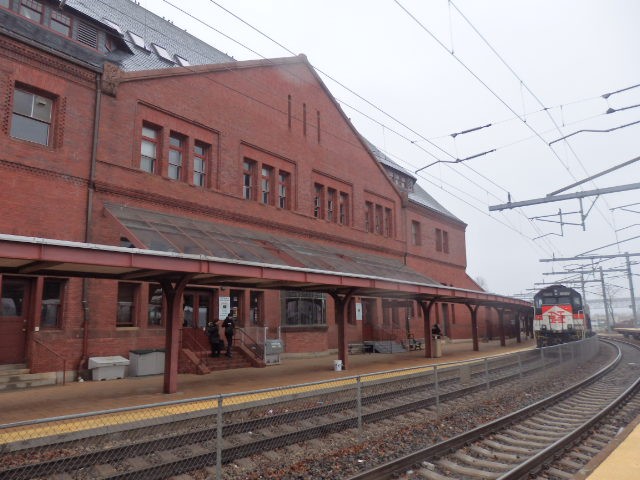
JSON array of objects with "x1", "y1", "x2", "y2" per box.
[
  {"x1": 148, "y1": 284, "x2": 163, "y2": 326},
  {"x1": 261, "y1": 165, "x2": 273, "y2": 204},
  {"x1": 278, "y1": 171, "x2": 289, "y2": 209},
  {"x1": 19, "y1": 0, "x2": 43, "y2": 22},
  {"x1": 168, "y1": 132, "x2": 184, "y2": 180},
  {"x1": 282, "y1": 291, "x2": 326, "y2": 326},
  {"x1": 443, "y1": 230, "x2": 450, "y2": 254},
  {"x1": 140, "y1": 124, "x2": 159, "y2": 173},
  {"x1": 116, "y1": 283, "x2": 137, "y2": 327},
  {"x1": 339, "y1": 192, "x2": 349, "y2": 225},
  {"x1": 411, "y1": 221, "x2": 421, "y2": 245},
  {"x1": 435, "y1": 228, "x2": 443, "y2": 252},
  {"x1": 314, "y1": 184, "x2": 324, "y2": 218},
  {"x1": 365, "y1": 201, "x2": 373, "y2": 232},
  {"x1": 375, "y1": 205, "x2": 383, "y2": 234},
  {"x1": 41, "y1": 279, "x2": 64, "y2": 328},
  {"x1": 384, "y1": 208, "x2": 392, "y2": 237},
  {"x1": 50, "y1": 10, "x2": 72, "y2": 36},
  {"x1": 193, "y1": 141, "x2": 208, "y2": 187},
  {"x1": 11, "y1": 87, "x2": 53, "y2": 146},
  {"x1": 0, "y1": 0, "x2": 10, "y2": 8},
  {"x1": 250, "y1": 290, "x2": 263, "y2": 326},
  {"x1": 327, "y1": 188, "x2": 336, "y2": 222},
  {"x1": 243, "y1": 159, "x2": 255, "y2": 200}
]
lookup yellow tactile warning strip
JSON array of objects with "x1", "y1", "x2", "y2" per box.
[
  {"x1": 582, "y1": 415, "x2": 640, "y2": 479},
  {"x1": 0, "y1": 363, "x2": 444, "y2": 446}
]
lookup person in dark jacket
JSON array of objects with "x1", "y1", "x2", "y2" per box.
[
  {"x1": 206, "y1": 320, "x2": 222, "y2": 357},
  {"x1": 431, "y1": 323, "x2": 442, "y2": 338},
  {"x1": 222, "y1": 314, "x2": 235, "y2": 357}
]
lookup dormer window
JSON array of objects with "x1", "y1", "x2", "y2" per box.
[
  {"x1": 127, "y1": 30, "x2": 146, "y2": 49},
  {"x1": 152, "y1": 43, "x2": 173, "y2": 63},
  {"x1": 174, "y1": 55, "x2": 190, "y2": 66}
]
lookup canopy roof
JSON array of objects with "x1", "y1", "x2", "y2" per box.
[{"x1": 0, "y1": 230, "x2": 529, "y2": 309}]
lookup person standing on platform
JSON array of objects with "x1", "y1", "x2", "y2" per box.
[
  {"x1": 205, "y1": 320, "x2": 222, "y2": 357},
  {"x1": 222, "y1": 313, "x2": 235, "y2": 357},
  {"x1": 431, "y1": 323, "x2": 442, "y2": 338}
]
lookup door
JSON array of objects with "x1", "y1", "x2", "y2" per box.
[
  {"x1": 0, "y1": 278, "x2": 29, "y2": 364},
  {"x1": 182, "y1": 290, "x2": 212, "y2": 329}
]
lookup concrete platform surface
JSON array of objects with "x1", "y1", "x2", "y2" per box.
[{"x1": 1, "y1": 339, "x2": 533, "y2": 424}]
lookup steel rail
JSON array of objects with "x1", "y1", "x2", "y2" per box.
[{"x1": 347, "y1": 338, "x2": 625, "y2": 480}]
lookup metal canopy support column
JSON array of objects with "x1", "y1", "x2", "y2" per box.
[
  {"x1": 160, "y1": 275, "x2": 193, "y2": 394},
  {"x1": 419, "y1": 299, "x2": 437, "y2": 358},
  {"x1": 515, "y1": 310, "x2": 522, "y2": 343},
  {"x1": 329, "y1": 289, "x2": 357, "y2": 371},
  {"x1": 465, "y1": 303, "x2": 480, "y2": 351},
  {"x1": 495, "y1": 307, "x2": 506, "y2": 347}
]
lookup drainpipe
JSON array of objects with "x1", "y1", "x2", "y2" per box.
[{"x1": 79, "y1": 73, "x2": 102, "y2": 372}]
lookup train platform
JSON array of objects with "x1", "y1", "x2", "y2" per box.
[{"x1": 1, "y1": 338, "x2": 534, "y2": 424}]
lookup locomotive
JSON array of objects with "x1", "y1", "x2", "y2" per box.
[{"x1": 533, "y1": 284, "x2": 590, "y2": 347}]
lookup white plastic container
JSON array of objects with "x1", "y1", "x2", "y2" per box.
[{"x1": 333, "y1": 359, "x2": 343, "y2": 371}]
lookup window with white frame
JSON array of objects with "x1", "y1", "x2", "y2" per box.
[
  {"x1": 140, "y1": 124, "x2": 159, "y2": 173},
  {"x1": 168, "y1": 132, "x2": 184, "y2": 180},
  {"x1": 11, "y1": 87, "x2": 54, "y2": 146}
]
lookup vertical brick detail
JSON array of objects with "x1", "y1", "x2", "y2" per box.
[
  {"x1": 55, "y1": 96, "x2": 67, "y2": 148},
  {"x1": 1, "y1": 75, "x2": 12, "y2": 136}
]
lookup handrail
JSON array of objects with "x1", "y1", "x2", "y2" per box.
[
  {"x1": 32, "y1": 338, "x2": 67, "y2": 386},
  {"x1": 235, "y1": 328, "x2": 265, "y2": 363}
]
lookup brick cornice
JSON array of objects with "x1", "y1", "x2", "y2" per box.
[
  {"x1": 0, "y1": 158, "x2": 87, "y2": 187},
  {"x1": 0, "y1": 35, "x2": 96, "y2": 87}
]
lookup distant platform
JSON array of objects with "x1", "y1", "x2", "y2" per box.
[{"x1": 615, "y1": 327, "x2": 640, "y2": 339}]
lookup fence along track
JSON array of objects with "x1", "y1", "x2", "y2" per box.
[
  {"x1": 349, "y1": 338, "x2": 640, "y2": 480},
  {"x1": 0, "y1": 340, "x2": 596, "y2": 479}
]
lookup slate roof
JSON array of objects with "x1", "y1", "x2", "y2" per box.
[
  {"x1": 66, "y1": 0, "x2": 234, "y2": 71},
  {"x1": 363, "y1": 139, "x2": 462, "y2": 223}
]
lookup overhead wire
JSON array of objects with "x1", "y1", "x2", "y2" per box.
[{"x1": 109, "y1": 0, "x2": 574, "y2": 255}]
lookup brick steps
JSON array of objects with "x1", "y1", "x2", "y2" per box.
[{"x1": 0, "y1": 364, "x2": 58, "y2": 391}]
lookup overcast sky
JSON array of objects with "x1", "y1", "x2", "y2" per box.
[{"x1": 138, "y1": 0, "x2": 640, "y2": 304}]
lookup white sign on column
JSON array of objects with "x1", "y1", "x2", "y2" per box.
[{"x1": 219, "y1": 296, "x2": 231, "y2": 320}]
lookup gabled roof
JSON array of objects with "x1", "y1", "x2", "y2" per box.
[{"x1": 66, "y1": 0, "x2": 234, "y2": 71}]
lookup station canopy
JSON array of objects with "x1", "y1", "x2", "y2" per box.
[{"x1": 0, "y1": 203, "x2": 530, "y2": 308}]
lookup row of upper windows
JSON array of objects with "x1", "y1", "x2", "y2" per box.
[
  {"x1": 7, "y1": 86, "x2": 432, "y2": 245},
  {"x1": 141, "y1": 124, "x2": 211, "y2": 187},
  {"x1": 314, "y1": 183, "x2": 349, "y2": 225},
  {"x1": 242, "y1": 159, "x2": 291, "y2": 209},
  {"x1": 365, "y1": 201, "x2": 393, "y2": 237},
  {"x1": 411, "y1": 221, "x2": 450, "y2": 254}
]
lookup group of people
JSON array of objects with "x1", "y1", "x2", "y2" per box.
[{"x1": 205, "y1": 314, "x2": 235, "y2": 358}]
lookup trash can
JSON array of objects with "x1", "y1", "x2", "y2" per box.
[
  {"x1": 264, "y1": 339, "x2": 284, "y2": 365},
  {"x1": 333, "y1": 359, "x2": 343, "y2": 371},
  {"x1": 88, "y1": 356, "x2": 129, "y2": 381},
  {"x1": 129, "y1": 349, "x2": 165, "y2": 376},
  {"x1": 431, "y1": 336, "x2": 442, "y2": 358}
]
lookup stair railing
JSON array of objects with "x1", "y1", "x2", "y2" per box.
[{"x1": 32, "y1": 339, "x2": 67, "y2": 385}]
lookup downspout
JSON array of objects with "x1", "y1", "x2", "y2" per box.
[{"x1": 79, "y1": 73, "x2": 102, "y2": 372}]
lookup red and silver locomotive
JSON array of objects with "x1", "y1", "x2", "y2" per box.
[{"x1": 533, "y1": 284, "x2": 590, "y2": 347}]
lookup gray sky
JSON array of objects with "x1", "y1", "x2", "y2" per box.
[{"x1": 140, "y1": 0, "x2": 640, "y2": 303}]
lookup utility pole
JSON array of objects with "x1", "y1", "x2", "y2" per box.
[
  {"x1": 599, "y1": 267, "x2": 610, "y2": 331},
  {"x1": 626, "y1": 253, "x2": 638, "y2": 326}
]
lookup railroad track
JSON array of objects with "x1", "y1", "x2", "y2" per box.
[
  {"x1": 348, "y1": 338, "x2": 640, "y2": 480},
  {"x1": 0, "y1": 347, "x2": 576, "y2": 479}
]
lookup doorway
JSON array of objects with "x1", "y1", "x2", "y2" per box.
[
  {"x1": 182, "y1": 290, "x2": 213, "y2": 328},
  {"x1": 0, "y1": 277, "x2": 29, "y2": 364}
]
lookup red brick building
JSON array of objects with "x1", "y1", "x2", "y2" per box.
[{"x1": 0, "y1": 0, "x2": 516, "y2": 379}]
